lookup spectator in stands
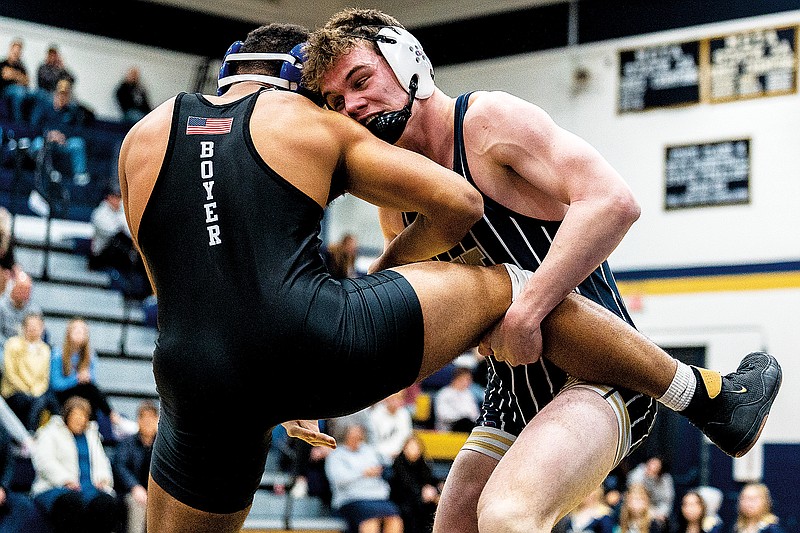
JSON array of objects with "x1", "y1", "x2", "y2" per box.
[
  {"x1": 278, "y1": 437, "x2": 333, "y2": 507},
  {"x1": 369, "y1": 392, "x2": 413, "y2": 467},
  {"x1": 36, "y1": 45, "x2": 75, "y2": 94},
  {"x1": 672, "y1": 490, "x2": 722, "y2": 533},
  {"x1": 49, "y1": 318, "x2": 121, "y2": 438},
  {"x1": 2, "y1": 313, "x2": 58, "y2": 431},
  {"x1": 0, "y1": 206, "x2": 19, "y2": 295},
  {"x1": 0, "y1": 39, "x2": 30, "y2": 123},
  {"x1": 29, "y1": 79, "x2": 90, "y2": 187},
  {"x1": 614, "y1": 484, "x2": 667, "y2": 533},
  {"x1": 31, "y1": 395, "x2": 118, "y2": 533},
  {"x1": 389, "y1": 434, "x2": 440, "y2": 533},
  {"x1": 115, "y1": 67, "x2": 152, "y2": 124},
  {"x1": 733, "y1": 483, "x2": 785, "y2": 533},
  {"x1": 325, "y1": 423, "x2": 403, "y2": 533},
  {"x1": 694, "y1": 487, "x2": 724, "y2": 533},
  {"x1": 0, "y1": 271, "x2": 40, "y2": 348},
  {"x1": 563, "y1": 484, "x2": 615, "y2": 533},
  {"x1": 89, "y1": 184, "x2": 149, "y2": 299},
  {"x1": 324, "y1": 233, "x2": 359, "y2": 279},
  {"x1": 433, "y1": 366, "x2": 479, "y2": 432},
  {"x1": 627, "y1": 455, "x2": 675, "y2": 523},
  {"x1": 113, "y1": 400, "x2": 158, "y2": 533},
  {"x1": 0, "y1": 418, "x2": 49, "y2": 533}
]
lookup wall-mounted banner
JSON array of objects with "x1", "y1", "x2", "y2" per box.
[
  {"x1": 618, "y1": 41, "x2": 701, "y2": 112},
  {"x1": 664, "y1": 139, "x2": 750, "y2": 210},
  {"x1": 619, "y1": 25, "x2": 797, "y2": 113}
]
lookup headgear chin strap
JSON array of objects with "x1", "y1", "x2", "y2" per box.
[
  {"x1": 366, "y1": 74, "x2": 418, "y2": 144},
  {"x1": 217, "y1": 41, "x2": 305, "y2": 96}
]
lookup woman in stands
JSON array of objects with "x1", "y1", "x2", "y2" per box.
[
  {"x1": 389, "y1": 434, "x2": 440, "y2": 533},
  {"x1": 733, "y1": 483, "x2": 786, "y2": 533},
  {"x1": 31, "y1": 395, "x2": 118, "y2": 533},
  {"x1": 614, "y1": 484, "x2": 667, "y2": 533},
  {"x1": 49, "y1": 318, "x2": 121, "y2": 441}
]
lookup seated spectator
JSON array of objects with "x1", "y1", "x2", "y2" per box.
[
  {"x1": 614, "y1": 484, "x2": 667, "y2": 533},
  {"x1": 89, "y1": 184, "x2": 149, "y2": 299},
  {"x1": 389, "y1": 434, "x2": 440, "y2": 533},
  {"x1": 369, "y1": 392, "x2": 413, "y2": 467},
  {"x1": 627, "y1": 455, "x2": 675, "y2": 523},
  {"x1": 672, "y1": 490, "x2": 722, "y2": 533},
  {"x1": 694, "y1": 486, "x2": 724, "y2": 533},
  {"x1": 0, "y1": 272, "x2": 42, "y2": 348},
  {"x1": 433, "y1": 366, "x2": 479, "y2": 432},
  {"x1": 2, "y1": 313, "x2": 58, "y2": 431},
  {"x1": 36, "y1": 45, "x2": 75, "y2": 94},
  {"x1": 733, "y1": 483, "x2": 785, "y2": 533},
  {"x1": 31, "y1": 396, "x2": 118, "y2": 533},
  {"x1": 325, "y1": 423, "x2": 403, "y2": 533},
  {"x1": 0, "y1": 418, "x2": 49, "y2": 533},
  {"x1": 0, "y1": 206, "x2": 19, "y2": 295},
  {"x1": 0, "y1": 39, "x2": 30, "y2": 123},
  {"x1": 50, "y1": 318, "x2": 121, "y2": 439},
  {"x1": 113, "y1": 400, "x2": 158, "y2": 533},
  {"x1": 565, "y1": 485, "x2": 615, "y2": 533},
  {"x1": 279, "y1": 437, "x2": 333, "y2": 507},
  {"x1": 29, "y1": 79, "x2": 90, "y2": 187},
  {"x1": 115, "y1": 67, "x2": 151, "y2": 124}
]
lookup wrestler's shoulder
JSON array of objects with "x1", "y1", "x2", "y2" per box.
[{"x1": 123, "y1": 97, "x2": 176, "y2": 145}]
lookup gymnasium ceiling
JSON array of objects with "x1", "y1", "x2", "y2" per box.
[{"x1": 145, "y1": 0, "x2": 568, "y2": 29}]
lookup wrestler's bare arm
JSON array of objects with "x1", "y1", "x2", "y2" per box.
[{"x1": 468, "y1": 92, "x2": 640, "y2": 364}]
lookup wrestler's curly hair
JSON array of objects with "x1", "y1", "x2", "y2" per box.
[
  {"x1": 232, "y1": 23, "x2": 309, "y2": 78},
  {"x1": 303, "y1": 8, "x2": 403, "y2": 93}
]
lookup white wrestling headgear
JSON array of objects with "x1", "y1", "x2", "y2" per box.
[{"x1": 371, "y1": 27, "x2": 435, "y2": 99}]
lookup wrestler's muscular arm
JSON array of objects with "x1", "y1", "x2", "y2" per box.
[
  {"x1": 252, "y1": 94, "x2": 483, "y2": 259},
  {"x1": 469, "y1": 92, "x2": 640, "y2": 365}
]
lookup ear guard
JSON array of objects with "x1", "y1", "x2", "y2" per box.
[
  {"x1": 370, "y1": 27, "x2": 435, "y2": 99},
  {"x1": 217, "y1": 41, "x2": 306, "y2": 96}
]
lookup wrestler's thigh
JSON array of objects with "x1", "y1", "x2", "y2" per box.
[
  {"x1": 432, "y1": 450, "x2": 498, "y2": 533},
  {"x1": 478, "y1": 388, "x2": 619, "y2": 533}
]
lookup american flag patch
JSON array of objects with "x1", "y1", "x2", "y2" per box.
[{"x1": 186, "y1": 116, "x2": 233, "y2": 135}]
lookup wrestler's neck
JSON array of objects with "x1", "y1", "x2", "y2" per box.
[
  {"x1": 396, "y1": 89, "x2": 456, "y2": 168},
  {"x1": 206, "y1": 81, "x2": 277, "y2": 103}
]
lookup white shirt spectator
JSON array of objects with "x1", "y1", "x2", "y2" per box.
[
  {"x1": 369, "y1": 392, "x2": 412, "y2": 465},
  {"x1": 433, "y1": 367, "x2": 480, "y2": 432},
  {"x1": 90, "y1": 193, "x2": 129, "y2": 255}
]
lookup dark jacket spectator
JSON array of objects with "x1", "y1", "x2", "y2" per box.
[
  {"x1": 113, "y1": 401, "x2": 158, "y2": 533},
  {"x1": 115, "y1": 67, "x2": 151, "y2": 124},
  {"x1": 389, "y1": 434, "x2": 440, "y2": 533},
  {"x1": 36, "y1": 46, "x2": 75, "y2": 93},
  {"x1": 0, "y1": 39, "x2": 29, "y2": 123},
  {"x1": 28, "y1": 79, "x2": 90, "y2": 187}
]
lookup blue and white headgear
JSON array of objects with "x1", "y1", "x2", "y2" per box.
[
  {"x1": 349, "y1": 26, "x2": 435, "y2": 144},
  {"x1": 217, "y1": 41, "x2": 306, "y2": 96}
]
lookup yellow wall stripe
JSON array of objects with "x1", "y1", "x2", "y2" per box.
[{"x1": 616, "y1": 271, "x2": 800, "y2": 296}]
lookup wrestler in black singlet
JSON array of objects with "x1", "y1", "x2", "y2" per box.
[
  {"x1": 404, "y1": 93, "x2": 656, "y2": 449},
  {"x1": 138, "y1": 89, "x2": 424, "y2": 513}
]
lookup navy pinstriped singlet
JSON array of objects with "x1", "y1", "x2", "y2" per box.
[{"x1": 405, "y1": 92, "x2": 655, "y2": 439}]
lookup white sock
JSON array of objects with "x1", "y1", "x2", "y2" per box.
[
  {"x1": 503, "y1": 263, "x2": 534, "y2": 302},
  {"x1": 657, "y1": 360, "x2": 697, "y2": 412}
]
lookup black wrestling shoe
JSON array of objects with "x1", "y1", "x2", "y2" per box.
[{"x1": 682, "y1": 351, "x2": 782, "y2": 458}]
